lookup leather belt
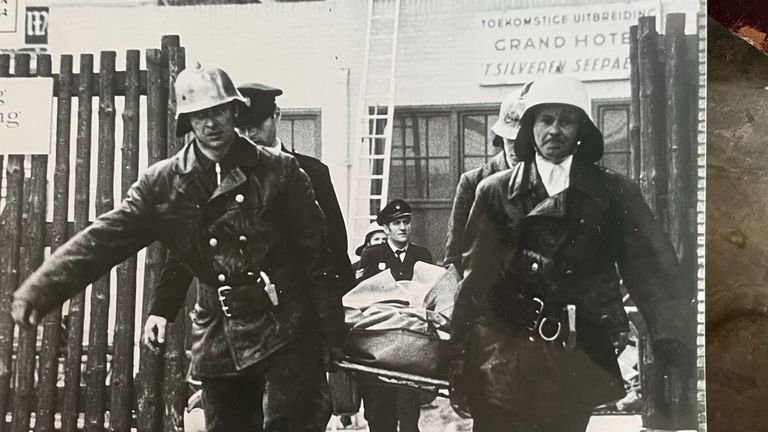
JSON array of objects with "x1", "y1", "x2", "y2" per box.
[
  {"x1": 199, "y1": 276, "x2": 277, "y2": 319},
  {"x1": 503, "y1": 295, "x2": 577, "y2": 349}
]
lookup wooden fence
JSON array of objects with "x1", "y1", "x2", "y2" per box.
[
  {"x1": 629, "y1": 13, "x2": 699, "y2": 430},
  {"x1": 0, "y1": 35, "x2": 189, "y2": 432}
]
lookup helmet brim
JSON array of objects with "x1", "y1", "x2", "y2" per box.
[{"x1": 513, "y1": 104, "x2": 604, "y2": 163}]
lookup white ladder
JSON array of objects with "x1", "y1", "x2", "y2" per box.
[{"x1": 348, "y1": 0, "x2": 401, "y2": 253}]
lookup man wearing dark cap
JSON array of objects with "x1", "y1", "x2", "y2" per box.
[
  {"x1": 358, "y1": 199, "x2": 433, "y2": 283},
  {"x1": 356, "y1": 199, "x2": 433, "y2": 432},
  {"x1": 12, "y1": 64, "x2": 344, "y2": 432},
  {"x1": 237, "y1": 82, "x2": 355, "y2": 292}
]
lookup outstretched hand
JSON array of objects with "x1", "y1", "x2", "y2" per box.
[
  {"x1": 11, "y1": 298, "x2": 41, "y2": 329},
  {"x1": 143, "y1": 314, "x2": 168, "y2": 354}
]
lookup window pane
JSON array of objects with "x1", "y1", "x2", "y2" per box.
[
  {"x1": 463, "y1": 115, "x2": 486, "y2": 155},
  {"x1": 404, "y1": 159, "x2": 427, "y2": 199},
  {"x1": 428, "y1": 116, "x2": 450, "y2": 157},
  {"x1": 600, "y1": 152, "x2": 629, "y2": 177},
  {"x1": 392, "y1": 120, "x2": 404, "y2": 157},
  {"x1": 388, "y1": 158, "x2": 405, "y2": 198},
  {"x1": 464, "y1": 157, "x2": 486, "y2": 172},
  {"x1": 404, "y1": 120, "x2": 415, "y2": 157},
  {"x1": 600, "y1": 107, "x2": 629, "y2": 153},
  {"x1": 414, "y1": 117, "x2": 427, "y2": 156},
  {"x1": 428, "y1": 158, "x2": 452, "y2": 199}
]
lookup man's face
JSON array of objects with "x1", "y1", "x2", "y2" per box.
[
  {"x1": 188, "y1": 103, "x2": 237, "y2": 153},
  {"x1": 239, "y1": 109, "x2": 279, "y2": 150},
  {"x1": 532, "y1": 105, "x2": 581, "y2": 163},
  {"x1": 383, "y1": 217, "x2": 411, "y2": 243},
  {"x1": 369, "y1": 231, "x2": 387, "y2": 247}
]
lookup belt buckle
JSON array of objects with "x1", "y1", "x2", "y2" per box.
[
  {"x1": 527, "y1": 297, "x2": 545, "y2": 332},
  {"x1": 217, "y1": 285, "x2": 232, "y2": 318},
  {"x1": 538, "y1": 317, "x2": 562, "y2": 341}
]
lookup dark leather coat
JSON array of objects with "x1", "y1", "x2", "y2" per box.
[
  {"x1": 450, "y1": 156, "x2": 691, "y2": 418},
  {"x1": 444, "y1": 151, "x2": 512, "y2": 272},
  {"x1": 12, "y1": 136, "x2": 343, "y2": 377}
]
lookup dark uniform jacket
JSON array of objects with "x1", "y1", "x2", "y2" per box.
[
  {"x1": 444, "y1": 151, "x2": 511, "y2": 272},
  {"x1": 12, "y1": 136, "x2": 343, "y2": 377},
  {"x1": 148, "y1": 145, "x2": 355, "y2": 320},
  {"x1": 450, "y1": 156, "x2": 691, "y2": 418},
  {"x1": 358, "y1": 243, "x2": 433, "y2": 282}
]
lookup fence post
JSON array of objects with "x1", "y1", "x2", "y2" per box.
[
  {"x1": 162, "y1": 36, "x2": 187, "y2": 432},
  {"x1": 110, "y1": 49, "x2": 142, "y2": 432},
  {"x1": 61, "y1": 53, "x2": 95, "y2": 432},
  {"x1": 629, "y1": 25, "x2": 641, "y2": 184},
  {"x1": 35, "y1": 53, "x2": 72, "y2": 432},
  {"x1": 12, "y1": 53, "x2": 49, "y2": 432},
  {"x1": 0, "y1": 53, "x2": 25, "y2": 432},
  {"x1": 136, "y1": 47, "x2": 167, "y2": 432},
  {"x1": 84, "y1": 50, "x2": 117, "y2": 432}
]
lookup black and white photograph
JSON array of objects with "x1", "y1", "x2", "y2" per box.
[{"x1": 0, "y1": 0, "x2": 705, "y2": 431}]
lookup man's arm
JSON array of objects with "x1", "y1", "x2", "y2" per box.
[
  {"x1": 444, "y1": 171, "x2": 478, "y2": 271},
  {"x1": 13, "y1": 173, "x2": 158, "y2": 324},
  {"x1": 148, "y1": 251, "x2": 194, "y2": 322},
  {"x1": 280, "y1": 157, "x2": 344, "y2": 343}
]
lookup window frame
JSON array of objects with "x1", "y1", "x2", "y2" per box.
[
  {"x1": 591, "y1": 98, "x2": 631, "y2": 176},
  {"x1": 278, "y1": 108, "x2": 322, "y2": 159}
]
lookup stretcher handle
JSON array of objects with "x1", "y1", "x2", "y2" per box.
[{"x1": 335, "y1": 360, "x2": 450, "y2": 388}]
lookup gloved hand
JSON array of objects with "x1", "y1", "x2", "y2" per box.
[
  {"x1": 143, "y1": 314, "x2": 168, "y2": 354},
  {"x1": 11, "y1": 298, "x2": 42, "y2": 329}
]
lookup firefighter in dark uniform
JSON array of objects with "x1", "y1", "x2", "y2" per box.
[
  {"x1": 356, "y1": 199, "x2": 432, "y2": 432},
  {"x1": 447, "y1": 76, "x2": 693, "y2": 431},
  {"x1": 444, "y1": 86, "x2": 526, "y2": 273},
  {"x1": 11, "y1": 64, "x2": 344, "y2": 432}
]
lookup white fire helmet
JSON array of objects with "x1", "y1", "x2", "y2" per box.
[
  {"x1": 174, "y1": 62, "x2": 248, "y2": 137},
  {"x1": 491, "y1": 84, "x2": 531, "y2": 140},
  {"x1": 513, "y1": 75, "x2": 604, "y2": 163}
]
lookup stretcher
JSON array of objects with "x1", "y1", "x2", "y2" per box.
[{"x1": 335, "y1": 359, "x2": 451, "y2": 398}]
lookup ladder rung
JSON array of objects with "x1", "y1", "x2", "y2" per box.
[
  {"x1": 354, "y1": 195, "x2": 384, "y2": 199},
  {"x1": 365, "y1": 114, "x2": 389, "y2": 120},
  {"x1": 356, "y1": 174, "x2": 385, "y2": 180},
  {"x1": 371, "y1": 15, "x2": 396, "y2": 20},
  {"x1": 357, "y1": 155, "x2": 387, "y2": 160},
  {"x1": 367, "y1": 75, "x2": 391, "y2": 81},
  {"x1": 362, "y1": 134, "x2": 387, "y2": 139},
  {"x1": 370, "y1": 35, "x2": 394, "y2": 40},
  {"x1": 368, "y1": 55, "x2": 392, "y2": 61}
]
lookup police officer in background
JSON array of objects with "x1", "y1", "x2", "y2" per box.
[
  {"x1": 443, "y1": 86, "x2": 526, "y2": 273},
  {"x1": 447, "y1": 76, "x2": 692, "y2": 431},
  {"x1": 356, "y1": 199, "x2": 432, "y2": 432},
  {"x1": 358, "y1": 199, "x2": 433, "y2": 283},
  {"x1": 11, "y1": 63, "x2": 344, "y2": 432}
]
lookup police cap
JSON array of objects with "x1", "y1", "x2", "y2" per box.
[
  {"x1": 376, "y1": 199, "x2": 412, "y2": 225},
  {"x1": 237, "y1": 83, "x2": 283, "y2": 126}
]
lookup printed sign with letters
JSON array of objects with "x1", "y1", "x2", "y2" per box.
[
  {"x1": 25, "y1": 6, "x2": 48, "y2": 44},
  {"x1": 0, "y1": 78, "x2": 54, "y2": 155}
]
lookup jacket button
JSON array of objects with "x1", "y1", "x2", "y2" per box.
[
  {"x1": 531, "y1": 262, "x2": 539, "y2": 272},
  {"x1": 209, "y1": 237, "x2": 218, "y2": 247},
  {"x1": 579, "y1": 219, "x2": 586, "y2": 224},
  {"x1": 217, "y1": 273, "x2": 226, "y2": 283},
  {"x1": 565, "y1": 269, "x2": 573, "y2": 276},
  {"x1": 246, "y1": 271, "x2": 255, "y2": 278},
  {"x1": 235, "y1": 194, "x2": 245, "y2": 203},
  {"x1": 239, "y1": 235, "x2": 247, "y2": 243}
]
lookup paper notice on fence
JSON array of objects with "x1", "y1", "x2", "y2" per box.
[{"x1": 0, "y1": 77, "x2": 53, "y2": 155}]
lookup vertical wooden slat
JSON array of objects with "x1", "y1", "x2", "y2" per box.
[
  {"x1": 162, "y1": 41, "x2": 186, "y2": 432},
  {"x1": 629, "y1": 25, "x2": 641, "y2": 184},
  {"x1": 136, "y1": 48, "x2": 166, "y2": 432},
  {"x1": 12, "y1": 53, "x2": 49, "y2": 432},
  {"x1": 35, "y1": 53, "x2": 72, "y2": 432},
  {"x1": 0, "y1": 54, "x2": 24, "y2": 432},
  {"x1": 62, "y1": 53, "x2": 94, "y2": 432},
  {"x1": 110, "y1": 49, "x2": 141, "y2": 432},
  {"x1": 84, "y1": 51, "x2": 116, "y2": 432},
  {"x1": 637, "y1": 16, "x2": 667, "y2": 222}
]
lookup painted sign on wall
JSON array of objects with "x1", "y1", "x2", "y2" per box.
[
  {"x1": 0, "y1": 78, "x2": 53, "y2": 155},
  {"x1": 478, "y1": 1, "x2": 659, "y2": 85}
]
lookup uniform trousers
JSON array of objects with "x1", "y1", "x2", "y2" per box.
[
  {"x1": 360, "y1": 384, "x2": 422, "y2": 432},
  {"x1": 200, "y1": 340, "x2": 331, "y2": 432}
]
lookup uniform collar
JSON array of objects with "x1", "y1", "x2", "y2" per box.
[
  {"x1": 535, "y1": 153, "x2": 573, "y2": 195},
  {"x1": 508, "y1": 157, "x2": 606, "y2": 205},
  {"x1": 388, "y1": 240, "x2": 409, "y2": 254},
  {"x1": 177, "y1": 134, "x2": 262, "y2": 174}
]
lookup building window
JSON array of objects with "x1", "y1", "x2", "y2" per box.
[
  {"x1": 277, "y1": 109, "x2": 321, "y2": 159},
  {"x1": 461, "y1": 112, "x2": 501, "y2": 172},
  {"x1": 593, "y1": 99, "x2": 631, "y2": 177},
  {"x1": 388, "y1": 113, "x2": 451, "y2": 200}
]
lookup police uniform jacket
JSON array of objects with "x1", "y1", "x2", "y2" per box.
[
  {"x1": 444, "y1": 151, "x2": 512, "y2": 272},
  {"x1": 358, "y1": 243, "x2": 433, "y2": 282},
  {"x1": 449, "y1": 152, "x2": 691, "y2": 418},
  {"x1": 12, "y1": 136, "x2": 343, "y2": 377}
]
